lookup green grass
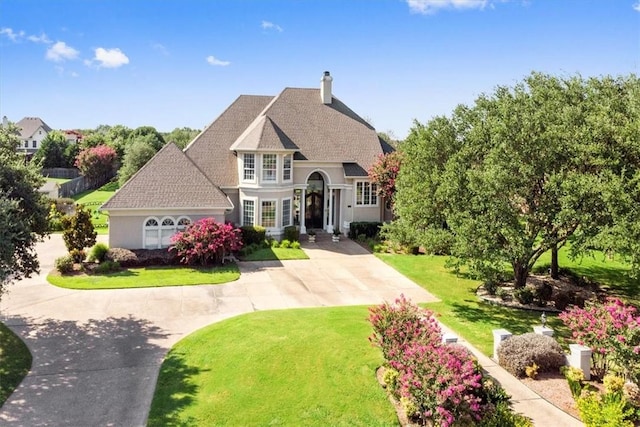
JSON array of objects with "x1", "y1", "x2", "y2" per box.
[
  {"x1": 241, "y1": 247, "x2": 309, "y2": 261},
  {"x1": 0, "y1": 323, "x2": 32, "y2": 406},
  {"x1": 72, "y1": 181, "x2": 118, "y2": 235},
  {"x1": 148, "y1": 307, "x2": 396, "y2": 427},
  {"x1": 47, "y1": 264, "x2": 240, "y2": 290},
  {"x1": 378, "y1": 248, "x2": 638, "y2": 356}
]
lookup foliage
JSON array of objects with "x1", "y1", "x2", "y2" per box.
[
  {"x1": 93, "y1": 260, "x2": 120, "y2": 274},
  {"x1": 577, "y1": 390, "x2": 634, "y2": 427},
  {"x1": 560, "y1": 298, "x2": 640, "y2": 382},
  {"x1": 69, "y1": 249, "x2": 86, "y2": 263},
  {"x1": 525, "y1": 363, "x2": 539, "y2": 379},
  {"x1": 513, "y1": 287, "x2": 535, "y2": 305},
  {"x1": 0, "y1": 122, "x2": 49, "y2": 293},
  {"x1": 33, "y1": 130, "x2": 71, "y2": 168},
  {"x1": 240, "y1": 225, "x2": 266, "y2": 246},
  {"x1": 368, "y1": 151, "x2": 402, "y2": 204},
  {"x1": 87, "y1": 242, "x2": 109, "y2": 263},
  {"x1": 54, "y1": 255, "x2": 74, "y2": 274},
  {"x1": 170, "y1": 218, "x2": 242, "y2": 265},
  {"x1": 283, "y1": 225, "x2": 299, "y2": 242},
  {"x1": 478, "y1": 401, "x2": 533, "y2": 427},
  {"x1": 0, "y1": 322, "x2": 32, "y2": 406},
  {"x1": 75, "y1": 144, "x2": 117, "y2": 187},
  {"x1": 291, "y1": 241, "x2": 301, "y2": 249},
  {"x1": 47, "y1": 202, "x2": 65, "y2": 231},
  {"x1": 61, "y1": 204, "x2": 97, "y2": 253},
  {"x1": 131, "y1": 249, "x2": 179, "y2": 267},
  {"x1": 561, "y1": 366, "x2": 585, "y2": 399},
  {"x1": 393, "y1": 73, "x2": 640, "y2": 288},
  {"x1": 348, "y1": 221, "x2": 382, "y2": 239},
  {"x1": 279, "y1": 239, "x2": 291, "y2": 248},
  {"x1": 128, "y1": 126, "x2": 166, "y2": 151},
  {"x1": 105, "y1": 248, "x2": 138, "y2": 267},
  {"x1": 117, "y1": 137, "x2": 157, "y2": 186},
  {"x1": 163, "y1": 126, "x2": 200, "y2": 149},
  {"x1": 496, "y1": 333, "x2": 566, "y2": 378}
]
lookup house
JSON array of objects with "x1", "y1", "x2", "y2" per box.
[
  {"x1": 63, "y1": 129, "x2": 83, "y2": 144},
  {"x1": 12, "y1": 117, "x2": 52, "y2": 154},
  {"x1": 101, "y1": 72, "x2": 393, "y2": 250}
]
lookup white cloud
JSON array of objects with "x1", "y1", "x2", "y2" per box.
[
  {"x1": 46, "y1": 41, "x2": 79, "y2": 62},
  {"x1": 261, "y1": 20, "x2": 283, "y2": 32},
  {"x1": 407, "y1": 0, "x2": 493, "y2": 14},
  {"x1": 633, "y1": 1, "x2": 640, "y2": 11},
  {"x1": 152, "y1": 43, "x2": 169, "y2": 56},
  {"x1": 27, "y1": 33, "x2": 51, "y2": 44},
  {"x1": 93, "y1": 47, "x2": 129, "y2": 68},
  {"x1": 206, "y1": 55, "x2": 230, "y2": 66},
  {"x1": 0, "y1": 27, "x2": 23, "y2": 41}
]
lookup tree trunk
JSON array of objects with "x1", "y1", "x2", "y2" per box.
[
  {"x1": 550, "y1": 244, "x2": 559, "y2": 279},
  {"x1": 513, "y1": 263, "x2": 529, "y2": 289}
]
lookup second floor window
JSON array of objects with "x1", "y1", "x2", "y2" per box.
[
  {"x1": 283, "y1": 154, "x2": 292, "y2": 181},
  {"x1": 243, "y1": 154, "x2": 255, "y2": 181},
  {"x1": 262, "y1": 154, "x2": 277, "y2": 182}
]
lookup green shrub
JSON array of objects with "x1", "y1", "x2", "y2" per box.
[
  {"x1": 280, "y1": 239, "x2": 291, "y2": 249},
  {"x1": 87, "y1": 242, "x2": 109, "y2": 263},
  {"x1": 283, "y1": 225, "x2": 299, "y2": 242},
  {"x1": 54, "y1": 255, "x2": 74, "y2": 274},
  {"x1": 69, "y1": 249, "x2": 86, "y2": 263},
  {"x1": 513, "y1": 287, "x2": 535, "y2": 305},
  {"x1": 94, "y1": 261, "x2": 120, "y2": 274},
  {"x1": 484, "y1": 281, "x2": 499, "y2": 296},
  {"x1": 348, "y1": 222, "x2": 381, "y2": 239},
  {"x1": 105, "y1": 247, "x2": 138, "y2": 267},
  {"x1": 291, "y1": 241, "x2": 301, "y2": 249},
  {"x1": 497, "y1": 333, "x2": 566, "y2": 377},
  {"x1": 561, "y1": 366, "x2": 584, "y2": 399},
  {"x1": 577, "y1": 390, "x2": 634, "y2": 427},
  {"x1": 496, "y1": 287, "x2": 509, "y2": 301},
  {"x1": 270, "y1": 239, "x2": 280, "y2": 248},
  {"x1": 420, "y1": 228, "x2": 455, "y2": 255},
  {"x1": 240, "y1": 225, "x2": 266, "y2": 246},
  {"x1": 534, "y1": 282, "x2": 553, "y2": 306}
]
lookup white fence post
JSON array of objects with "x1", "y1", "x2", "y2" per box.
[
  {"x1": 533, "y1": 325, "x2": 554, "y2": 337},
  {"x1": 569, "y1": 344, "x2": 592, "y2": 381},
  {"x1": 442, "y1": 333, "x2": 458, "y2": 344},
  {"x1": 492, "y1": 329, "x2": 512, "y2": 362}
]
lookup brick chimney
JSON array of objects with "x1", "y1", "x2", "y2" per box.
[{"x1": 320, "y1": 71, "x2": 333, "y2": 105}]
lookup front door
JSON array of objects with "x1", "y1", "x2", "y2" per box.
[{"x1": 305, "y1": 192, "x2": 323, "y2": 229}]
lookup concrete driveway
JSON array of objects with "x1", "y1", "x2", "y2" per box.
[{"x1": 0, "y1": 234, "x2": 437, "y2": 426}]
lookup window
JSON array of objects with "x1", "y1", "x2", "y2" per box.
[
  {"x1": 262, "y1": 154, "x2": 277, "y2": 182},
  {"x1": 243, "y1": 154, "x2": 255, "y2": 181},
  {"x1": 283, "y1": 154, "x2": 292, "y2": 181},
  {"x1": 144, "y1": 217, "x2": 160, "y2": 249},
  {"x1": 32, "y1": 140, "x2": 37, "y2": 148},
  {"x1": 355, "y1": 181, "x2": 378, "y2": 206},
  {"x1": 24, "y1": 141, "x2": 28, "y2": 148},
  {"x1": 282, "y1": 199, "x2": 291, "y2": 227},
  {"x1": 177, "y1": 217, "x2": 191, "y2": 231},
  {"x1": 261, "y1": 200, "x2": 276, "y2": 227},
  {"x1": 243, "y1": 200, "x2": 255, "y2": 226},
  {"x1": 160, "y1": 217, "x2": 176, "y2": 247}
]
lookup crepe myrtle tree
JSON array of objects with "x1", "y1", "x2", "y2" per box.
[{"x1": 393, "y1": 72, "x2": 640, "y2": 288}]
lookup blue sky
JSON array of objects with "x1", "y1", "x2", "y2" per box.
[{"x1": 1, "y1": 0, "x2": 638, "y2": 139}]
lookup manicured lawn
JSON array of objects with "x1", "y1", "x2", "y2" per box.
[
  {"x1": 72, "y1": 181, "x2": 118, "y2": 235},
  {"x1": 378, "y1": 248, "x2": 638, "y2": 356},
  {"x1": 47, "y1": 264, "x2": 240, "y2": 290},
  {"x1": 0, "y1": 323, "x2": 32, "y2": 406},
  {"x1": 241, "y1": 247, "x2": 309, "y2": 261},
  {"x1": 148, "y1": 307, "x2": 396, "y2": 427}
]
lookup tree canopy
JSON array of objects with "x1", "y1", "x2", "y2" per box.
[
  {"x1": 391, "y1": 72, "x2": 640, "y2": 288},
  {"x1": 33, "y1": 131, "x2": 69, "y2": 168},
  {"x1": 0, "y1": 123, "x2": 49, "y2": 294}
]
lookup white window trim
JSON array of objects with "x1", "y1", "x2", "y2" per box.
[
  {"x1": 355, "y1": 181, "x2": 379, "y2": 207},
  {"x1": 242, "y1": 153, "x2": 256, "y2": 183},
  {"x1": 242, "y1": 198, "x2": 257, "y2": 226},
  {"x1": 281, "y1": 197, "x2": 292, "y2": 227},
  {"x1": 260, "y1": 199, "x2": 278, "y2": 229},
  {"x1": 176, "y1": 216, "x2": 192, "y2": 231},
  {"x1": 261, "y1": 154, "x2": 278, "y2": 183},
  {"x1": 282, "y1": 154, "x2": 292, "y2": 182}
]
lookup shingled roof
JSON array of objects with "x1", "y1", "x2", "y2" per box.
[
  {"x1": 16, "y1": 117, "x2": 52, "y2": 139},
  {"x1": 186, "y1": 87, "x2": 387, "y2": 186},
  {"x1": 102, "y1": 143, "x2": 232, "y2": 210}
]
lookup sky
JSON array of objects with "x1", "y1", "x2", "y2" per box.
[{"x1": 0, "y1": 0, "x2": 638, "y2": 139}]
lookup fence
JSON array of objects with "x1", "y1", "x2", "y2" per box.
[
  {"x1": 42, "y1": 168, "x2": 80, "y2": 179},
  {"x1": 58, "y1": 176, "x2": 91, "y2": 198}
]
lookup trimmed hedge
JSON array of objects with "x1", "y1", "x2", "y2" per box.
[
  {"x1": 240, "y1": 225, "x2": 266, "y2": 246},
  {"x1": 497, "y1": 333, "x2": 566, "y2": 377},
  {"x1": 283, "y1": 225, "x2": 299, "y2": 242},
  {"x1": 348, "y1": 222, "x2": 382, "y2": 239}
]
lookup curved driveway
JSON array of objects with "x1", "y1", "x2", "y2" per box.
[{"x1": 0, "y1": 234, "x2": 437, "y2": 426}]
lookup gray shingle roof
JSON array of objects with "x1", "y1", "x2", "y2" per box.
[
  {"x1": 101, "y1": 143, "x2": 232, "y2": 210},
  {"x1": 16, "y1": 117, "x2": 52, "y2": 139},
  {"x1": 186, "y1": 88, "x2": 387, "y2": 187}
]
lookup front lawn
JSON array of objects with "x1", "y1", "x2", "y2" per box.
[
  {"x1": 0, "y1": 323, "x2": 32, "y2": 406},
  {"x1": 241, "y1": 247, "x2": 309, "y2": 261},
  {"x1": 148, "y1": 306, "x2": 396, "y2": 426},
  {"x1": 378, "y1": 248, "x2": 638, "y2": 356},
  {"x1": 72, "y1": 181, "x2": 118, "y2": 235},
  {"x1": 47, "y1": 264, "x2": 240, "y2": 290}
]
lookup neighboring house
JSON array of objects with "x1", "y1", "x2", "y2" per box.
[
  {"x1": 101, "y1": 72, "x2": 393, "y2": 250},
  {"x1": 63, "y1": 129, "x2": 83, "y2": 144},
  {"x1": 12, "y1": 117, "x2": 53, "y2": 154}
]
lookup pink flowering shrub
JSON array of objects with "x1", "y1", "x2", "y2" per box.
[
  {"x1": 369, "y1": 295, "x2": 492, "y2": 426},
  {"x1": 170, "y1": 218, "x2": 242, "y2": 265},
  {"x1": 560, "y1": 298, "x2": 640, "y2": 382},
  {"x1": 368, "y1": 151, "x2": 402, "y2": 204},
  {"x1": 75, "y1": 144, "x2": 117, "y2": 186}
]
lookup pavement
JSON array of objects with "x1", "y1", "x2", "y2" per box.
[{"x1": 0, "y1": 233, "x2": 582, "y2": 426}]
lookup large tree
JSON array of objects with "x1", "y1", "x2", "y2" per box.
[
  {"x1": 0, "y1": 123, "x2": 49, "y2": 295},
  {"x1": 75, "y1": 144, "x2": 117, "y2": 188},
  {"x1": 118, "y1": 137, "x2": 157, "y2": 186},
  {"x1": 164, "y1": 127, "x2": 200, "y2": 149},
  {"x1": 33, "y1": 131, "x2": 69, "y2": 168},
  {"x1": 393, "y1": 72, "x2": 639, "y2": 288}
]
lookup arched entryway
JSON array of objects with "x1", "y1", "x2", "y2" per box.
[{"x1": 305, "y1": 172, "x2": 324, "y2": 229}]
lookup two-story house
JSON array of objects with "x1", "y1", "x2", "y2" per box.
[{"x1": 13, "y1": 117, "x2": 52, "y2": 155}]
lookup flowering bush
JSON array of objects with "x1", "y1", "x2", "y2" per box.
[
  {"x1": 170, "y1": 218, "x2": 242, "y2": 265},
  {"x1": 368, "y1": 296, "x2": 528, "y2": 426},
  {"x1": 368, "y1": 151, "x2": 402, "y2": 204},
  {"x1": 75, "y1": 144, "x2": 117, "y2": 186},
  {"x1": 560, "y1": 298, "x2": 640, "y2": 382}
]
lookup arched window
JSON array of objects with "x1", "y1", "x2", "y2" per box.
[
  {"x1": 160, "y1": 217, "x2": 176, "y2": 247},
  {"x1": 144, "y1": 217, "x2": 160, "y2": 249},
  {"x1": 177, "y1": 216, "x2": 191, "y2": 231}
]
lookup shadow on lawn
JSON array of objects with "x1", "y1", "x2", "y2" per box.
[{"x1": 565, "y1": 265, "x2": 639, "y2": 303}]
